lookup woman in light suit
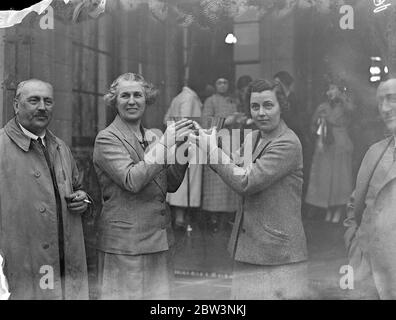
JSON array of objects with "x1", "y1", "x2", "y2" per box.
[
  {"x1": 93, "y1": 73, "x2": 194, "y2": 299},
  {"x1": 193, "y1": 79, "x2": 309, "y2": 299}
]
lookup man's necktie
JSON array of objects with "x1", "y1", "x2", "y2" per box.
[
  {"x1": 37, "y1": 137, "x2": 51, "y2": 167},
  {"x1": 36, "y1": 137, "x2": 66, "y2": 299}
]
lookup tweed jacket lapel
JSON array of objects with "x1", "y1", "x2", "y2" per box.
[
  {"x1": 252, "y1": 120, "x2": 288, "y2": 162},
  {"x1": 111, "y1": 115, "x2": 145, "y2": 160},
  {"x1": 111, "y1": 115, "x2": 167, "y2": 196}
]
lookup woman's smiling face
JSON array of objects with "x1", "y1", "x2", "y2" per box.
[{"x1": 115, "y1": 80, "x2": 146, "y2": 122}]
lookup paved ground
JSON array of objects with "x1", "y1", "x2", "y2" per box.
[{"x1": 171, "y1": 209, "x2": 355, "y2": 300}]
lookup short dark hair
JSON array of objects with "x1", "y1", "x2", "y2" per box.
[
  {"x1": 246, "y1": 79, "x2": 290, "y2": 114},
  {"x1": 273, "y1": 71, "x2": 294, "y2": 88}
]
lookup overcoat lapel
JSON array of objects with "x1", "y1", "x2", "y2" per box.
[
  {"x1": 377, "y1": 138, "x2": 396, "y2": 194},
  {"x1": 354, "y1": 137, "x2": 393, "y2": 226},
  {"x1": 251, "y1": 121, "x2": 287, "y2": 162}
]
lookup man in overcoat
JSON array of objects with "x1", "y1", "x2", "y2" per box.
[
  {"x1": 344, "y1": 78, "x2": 396, "y2": 299},
  {"x1": 0, "y1": 79, "x2": 90, "y2": 299}
]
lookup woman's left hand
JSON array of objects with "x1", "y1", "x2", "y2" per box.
[{"x1": 189, "y1": 127, "x2": 218, "y2": 155}]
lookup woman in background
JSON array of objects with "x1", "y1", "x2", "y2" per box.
[
  {"x1": 201, "y1": 77, "x2": 240, "y2": 232},
  {"x1": 236, "y1": 75, "x2": 253, "y2": 117},
  {"x1": 305, "y1": 81, "x2": 355, "y2": 223}
]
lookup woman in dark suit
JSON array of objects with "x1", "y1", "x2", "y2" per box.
[
  {"x1": 93, "y1": 73, "x2": 193, "y2": 299},
  {"x1": 193, "y1": 79, "x2": 309, "y2": 299}
]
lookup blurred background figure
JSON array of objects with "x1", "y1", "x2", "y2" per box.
[
  {"x1": 200, "y1": 84, "x2": 216, "y2": 103},
  {"x1": 273, "y1": 71, "x2": 312, "y2": 197},
  {"x1": 164, "y1": 80, "x2": 203, "y2": 232},
  {"x1": 273, "y1": 71, "x2": 302, "y2": 135},
  {"x1": 235, "y1": 75, "x2": 253, "y2": 117},
  {"x1": 305, "y1": 80, "x2": 356, "y2": 224},
  {"x1": 201, "y1": 77, "x2": 239, "y2": 232}
]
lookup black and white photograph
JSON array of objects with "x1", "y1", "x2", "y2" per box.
[{"x1": 0, "y1": 0, "x2": 396, "y2": 305}]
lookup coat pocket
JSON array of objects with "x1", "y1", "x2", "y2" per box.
[
  {"x1": 108, "y1": 220, "x2": 135, "y2": 230},
  {"x1": 261, "y1": 224, "x2": 289, "y2": 241}
]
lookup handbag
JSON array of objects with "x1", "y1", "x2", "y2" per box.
[{"x1": 316, "y1": 117, "x2": 334, "y2": 146}]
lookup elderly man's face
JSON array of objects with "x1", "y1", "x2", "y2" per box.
[
  {"x1": 377, "y1": 79, "x2": 396, "y2": 134},
  {"x1": 115, "y1": 80, "x2": 146, "y2": 123},
  {"x1": 14, "y1": 81, "x2": 54, "y2": 135}
]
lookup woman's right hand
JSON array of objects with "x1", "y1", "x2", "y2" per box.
[{"x1": 162, "y1": 119, "x2": 194, "y2": 148}]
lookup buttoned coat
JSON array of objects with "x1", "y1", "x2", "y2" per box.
[
  {"x1": 93, "y1": 115, "x2": 187, "y2": 255},
  {"x1": 0, "y1": 118, "x2": 89, "y2": 300},
  {"x1": 211, "y1": 121, "x2": 308, "y2": 265},
  {"x1": 344, "y1": 137, "x2": 396, "y2": 298}
]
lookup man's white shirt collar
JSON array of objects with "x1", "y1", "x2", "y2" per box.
[{"x1": 18, "y1": 123, "x2": 46, "y2": 146}]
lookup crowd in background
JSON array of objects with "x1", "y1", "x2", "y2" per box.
[{"x1": 165, "y1": 71, "x2": 358, "y2": 232}]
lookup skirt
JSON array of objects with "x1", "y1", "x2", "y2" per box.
[
  {"x1": 305, "y1": 127, "x2": 353, "y2": 208},
  {"x1": 231, "y1": 261, "x2": 310, "y2": 299},
  {"x1": 97, "y1": 249, "x2": 174, "y2": 300}
]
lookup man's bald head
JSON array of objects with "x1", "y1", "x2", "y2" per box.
[
  {"x1": 377, "y1": 78, "x2": 396, "y2": 98},
  {"x1": 15, "y1": 79, "x2": 53, "y2": 102},
  {"x1": 377, "y1": 78, "x2": 396, "y2": 134}
]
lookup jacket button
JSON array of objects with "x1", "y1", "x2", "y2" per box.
[
  {"x1": 157, "y1": 197, "x2": 165, "y2": 203},
  {"x1": 241, "y1": 228, "x2": 246, "y2": 233},
  {"x1": 34, "y1": 171, "x2": 41, "y2": 178},
  {"x1": 39, "y1": 207, "x2": 46, "y2": 213},
  {"x1": 42, "y1": 244, "x2": 50, "y2": 250},
  {"x1": 160, "y1": 211, "x2": 166, "y2": 216}
]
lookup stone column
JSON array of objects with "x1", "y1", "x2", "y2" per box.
[{"x1": 164, "y1": 8, "x2": 180, "y2": 109}]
